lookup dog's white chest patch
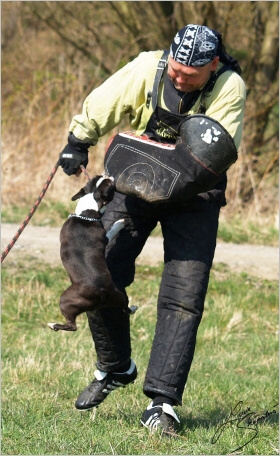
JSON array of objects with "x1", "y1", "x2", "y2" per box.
[{"x1": 75, "y1": 193, "x2": 99, "y2": 215}]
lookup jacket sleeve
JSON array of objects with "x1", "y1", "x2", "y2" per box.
[{"x1": 69, "y1": 52, "x2": 160, "y2": 145}]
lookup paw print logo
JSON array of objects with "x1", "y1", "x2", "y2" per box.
[{"x1": 199, "y1": 120, "x2": 222, "y2": 144}]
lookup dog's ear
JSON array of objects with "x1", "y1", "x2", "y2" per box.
[
  {"x1": 71, "y1": 177, "x2": 99, "y2": 201},
  {"x1": 71, "y1": 188, "x2": 86, "y2": 201}
]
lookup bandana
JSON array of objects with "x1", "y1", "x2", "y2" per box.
[{"x1": 170, "y1": 24, "x2": 219, "y2": 67}]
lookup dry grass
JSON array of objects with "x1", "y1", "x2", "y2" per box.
[{"x1": 1, "y1": 4, "x2": 278, "y2": 226}]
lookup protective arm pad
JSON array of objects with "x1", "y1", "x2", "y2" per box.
[
  {"x1": 178, "y1": 114, "x2": 237, "y2": 175},
  {"x1": 104, "y1": 115, "x2": 237, "y2": 203}
]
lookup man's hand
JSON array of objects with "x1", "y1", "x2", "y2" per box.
[
  {"x1": 59, "y1": 133, "x2": 91, "y2": 176},
  {"x1": 59, "y1": 146, "x2": 88, "y2": 176}
]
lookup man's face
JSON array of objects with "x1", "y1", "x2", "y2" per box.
[{"x1": 167, "y1": 56, "x2": 219, "y2": 92}]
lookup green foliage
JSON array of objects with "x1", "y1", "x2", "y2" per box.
[
  {"x1": 217, "y1": 216, "x2": 279, "y2": 246},
  {"x1": 1, "y1": 201, "x2": 72, "y2": 227},
  {"x1": 1, "y1": 259, "x2": 278, "y2": 454}
]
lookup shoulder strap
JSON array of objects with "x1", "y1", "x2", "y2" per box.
[
  {"x1": 198, "y1": 65, "x2": 232, "y2": 114},
  {"x1": 146, "y1": 50, "x2": 169, "y2": 110}
]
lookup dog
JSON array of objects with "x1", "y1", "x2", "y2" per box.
[{"x1": 47, "y1": 174, "x2": 137, "y2": 332}]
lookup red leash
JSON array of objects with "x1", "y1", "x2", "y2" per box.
[
  {"x1": 79, "y1": 164, "x2": 91, "y2": 181},
  {"x1": 1, "y1": 164, "x2": 91, "y2": 263}
]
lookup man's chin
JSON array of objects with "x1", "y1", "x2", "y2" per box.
[{"x1": 173, "y1": 83, "x2": 195, "y2": 93}]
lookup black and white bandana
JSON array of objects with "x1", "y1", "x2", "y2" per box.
[{"x1": 170, "y1": 24, "x2": 219, "y2": 67}]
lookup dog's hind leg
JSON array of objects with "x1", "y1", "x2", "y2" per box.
[
  {"x1": 47, "y1": 321, "x2": 77, "y2": 332},
  {"x1": 47, "y1": 285, "x2": 91, "y2": 332}
]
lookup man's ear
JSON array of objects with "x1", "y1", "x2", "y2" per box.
[{"x1": 210, "y1": 56, "x2": 220, "y2": 71}]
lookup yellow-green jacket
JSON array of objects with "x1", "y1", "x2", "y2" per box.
[{"x1": 69, "y1": 50, "x2": 246, "y2": 149}]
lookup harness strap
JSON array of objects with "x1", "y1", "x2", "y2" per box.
[
  {"x1": 198, "y1": 65, "x2": 231, "y2": 114},
  {"x1": 68, "y1": 214, "x2": 102, "y2": 223},
  {"x1": 146, "y1": 49, "x2": 169, "y2": 110}
]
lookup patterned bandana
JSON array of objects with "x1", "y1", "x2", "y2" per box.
[{"x1": 170, "y1": 24, "x2": 219, "y2": 67}]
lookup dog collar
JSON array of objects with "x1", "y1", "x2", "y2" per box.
[{"x1": 68, "y1": 214, "x2": 102, "y2": 223}]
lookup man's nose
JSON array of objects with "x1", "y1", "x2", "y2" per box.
[{"x1": 175, "y1": 74, "x2": 188, "y2": 83}]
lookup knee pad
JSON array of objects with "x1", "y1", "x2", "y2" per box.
[{"x1": 159, "y1": 260, "x2": 210, "y2": 314}]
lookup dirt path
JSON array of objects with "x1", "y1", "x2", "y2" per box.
[{"x1": 1, "y1": 223, "x2": 278, "y2": 281}]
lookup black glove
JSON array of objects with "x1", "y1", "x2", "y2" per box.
[{"x1": 59, "y1": 132, "x2": 91, "y2": 176}]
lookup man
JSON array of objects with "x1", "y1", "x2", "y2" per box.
[{"x1": 59, "y1": 24, "x2": 246, "y2": 435}]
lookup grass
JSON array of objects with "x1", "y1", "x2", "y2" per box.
[
  {"x1": 1, "y1": 202, "x2": 73, "y2": 228},
  {"x1": 1, "y1": 258, "x2": 278, "y2": 455},
  {"x1": 217, "y1": 216, "x2": 278, "y2": 246}
]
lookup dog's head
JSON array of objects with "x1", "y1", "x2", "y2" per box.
[{"x1": 71, "y1": 174, "x2": 115, "y2": 213}]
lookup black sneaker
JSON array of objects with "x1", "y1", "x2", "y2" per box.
[
  {"x1": 140, "y1": 402, "x2": 180, "y2": 437},
  {"x1": 75, "y1": 360, "x2": 137, "y2": 410}
]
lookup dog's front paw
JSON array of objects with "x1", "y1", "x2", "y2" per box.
[
  {"x1": 129, "y1": 305, "x2": 138, "y2": 314},
  {"x1": 106, "y1": 218, "x2": 126, "y2": 242}
]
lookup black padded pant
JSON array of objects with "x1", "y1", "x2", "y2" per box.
[{"x1": 86, "y1": 192, "x2": 220, "y2": 405}]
